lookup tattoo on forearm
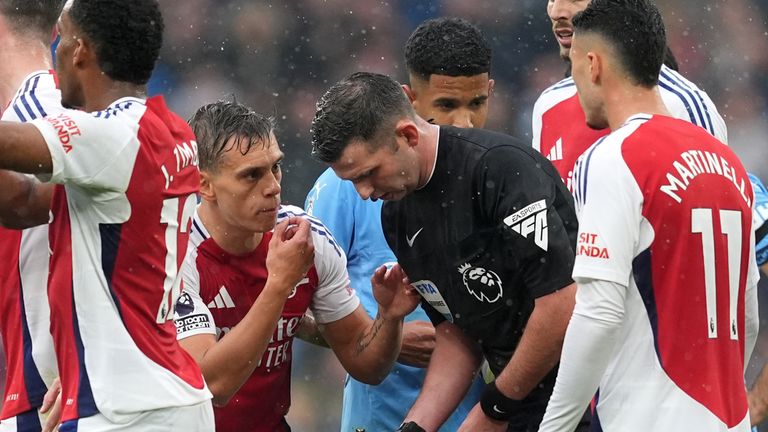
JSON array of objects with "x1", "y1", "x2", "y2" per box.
[{"x1": 356, "y1": 313, "x2": 385, "y2": 355}]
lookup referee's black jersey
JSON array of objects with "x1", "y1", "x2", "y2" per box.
[{"x1": 382, "y1": 126, "x2": 577, "y2": 376}]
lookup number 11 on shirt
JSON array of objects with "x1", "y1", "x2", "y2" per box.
[{"x1": 691, "y1": 207, "x2": 742, "y2": 340}]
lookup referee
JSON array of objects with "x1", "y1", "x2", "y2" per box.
[{"x1": 311, "y1": 72, "x2": 579, "y2": 432}]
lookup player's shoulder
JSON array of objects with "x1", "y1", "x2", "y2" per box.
[
  {"x1": 44, "y1": 97, "x2": 147, "y2": 137},
  {"x1": 657, "y1": 65, "x2": 724, "y2": 136},
  {"x1": 141, "y1": 95, "x2": 196, "y2": 140},
  {"x1": 307, "y1": 168, "x2": 355, "y2": 203},
  {"x1": 586, "y1": 115, "x2": 654, "y2": 163},
  {"x1": 750, "y1": 174, "x2": 768, "y2": 223},
  {"x1": 532, "y1": 76, "x2": 578, "y2": 114},
  {"x1": 180, "y1": 209, "x2": 211, "y2": 279},
  {"x1": 3, "y1": 70, "x2": 63, "y2": 122},
  {"x1": 91, "y1": 97, "x2": 148, "y2": 121},
  {"x1": 187, "y1": 208, "x2": 210, "y2": 251},
  {"x1": 658, "y1": 65, "x2": 707, "y2": 94},
  {"x1": 750, "y1": 174, "x2": 768, "y2": 197},
  {"x1": 278, "y1": 204, "x2": 343, "y2": 257}
]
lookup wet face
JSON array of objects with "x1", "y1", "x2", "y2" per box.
[
  {"x1": 331, "y1": 137, "x2": 420, "y2": 201},
  {"x1": 570, "y1": 33, "x2": 608, "y2": 130},
  {"x1": 55, "y1": 4, "x2": 84, "y2": 108},
  {"x1": 202, "y1": 134, "x2": 284, "y2": 234},
  {"x1": 547, "y1": 0, "x2": 591, "y2": 60},
  {"x1": 407, "y1": 73, "x2": 493, "y2": 128}
]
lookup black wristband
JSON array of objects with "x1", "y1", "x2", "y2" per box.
[
  {"x1": 395, "y1": 421, "x2": 426, "y2": 432},
  {"x1": 480, "y1": 381, "x2": 523, "y2": 421}
]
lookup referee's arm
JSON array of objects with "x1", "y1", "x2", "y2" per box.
[
  {"x1": 492, "y1": 283, "x2": 575, "y2": 401},
  {"x1": 403, "y1": 320, "x2": 483, "y2": 431}
]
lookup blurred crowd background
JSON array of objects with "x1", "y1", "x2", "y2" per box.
[{"x1": 2, "y1": 0, "x2": 768, "y2": 430}]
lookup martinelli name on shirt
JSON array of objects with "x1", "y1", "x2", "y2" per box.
[{"x1": 660, "y1": 149, "x2": 751, "y2": 206}]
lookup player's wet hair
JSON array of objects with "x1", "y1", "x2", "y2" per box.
[
  {"x1": 405, "y1": 17, "x2": 491, "y2": 80},
  {"x1": 0, "y1": 0, "x2": 64, "y2": 41},
  {"x1": 69, "y1": 0, "x2": 163, "y2": 85},
  {"x1": 311, "y1": 72, "x2": 415, "y2": 164},
  {"x1": 573, "y1": 0, "x2": 665, "y2": 88},
  {"x1": 189, "y1": 100, "x2": 276, "y2": 173}
]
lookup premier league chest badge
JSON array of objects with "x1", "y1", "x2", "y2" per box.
[{"x1": 457, "y1": 263, "x2": 503, "y2": 303}]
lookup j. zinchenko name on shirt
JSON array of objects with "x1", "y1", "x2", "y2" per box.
[{"x1": 660, "y1": 149, "x2": 752, "y2": 206}]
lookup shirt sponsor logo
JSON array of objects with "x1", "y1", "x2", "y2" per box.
[
  {"x1": 504, "y1": 199, "x2": 549, "y2": 251},
  {"x1": 258, "y1": 316, "x2": 302, "y2": 369},
  {"x1": 458, "y1": 263, "x2": 503, "y2": 303},
  {"x1": 411, "y1": 280, "x2": 453, "y2": 322},
  {"x1": 207, "y1": 285, "x2": 236, "y2": 309},
  {"x1": 44, "y1": 113, "x2": 81, "y2": 153},
  {"x1": 176, "y1": 313, "x2": 211, "y2": 334},
  {"x1": 577, "y1": 232, "x2": 609, "y2": 259}
]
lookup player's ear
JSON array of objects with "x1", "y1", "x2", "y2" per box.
[
  {"x1": 72, "y1": 36, "x2": 91, "y2": 70},
  {"x1": 488, "y1": 79, "x2": 495, "y2": 97},
  {"x1": 395, "y1": 120, "x2": 419, "y2": 148},
  {"x1": 402, "y1": 84, "x2": 417, "y2": 103},
  {"x1": 588, "y1": 51, "x2": 601, "y2": 85},
  {"x1": 198, "y1": 171, "x2": 216, "y2": 203}
]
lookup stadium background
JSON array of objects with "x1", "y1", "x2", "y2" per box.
[{"x1": 2, "y1": 0, "x2": 768, "y2": 430}]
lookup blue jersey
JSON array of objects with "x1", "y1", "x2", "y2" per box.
[
  {"x1": 749, "y1": 174, "x2": 768, "y2": 266},
  {"x1": 306, "y1": 168, "x2": 482, "y2": 432}
]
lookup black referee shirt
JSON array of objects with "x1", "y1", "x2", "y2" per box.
[{"x1": 382, "y1": 126, "x2": 577, "y2": 376}]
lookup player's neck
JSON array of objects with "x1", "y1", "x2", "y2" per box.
[
  {"x1": 0, "y1": 37, "x2": 52, "y2": 107},
  {"x1": 606, "y1": 84, "x2": 670, "y2": 130},
  {"x1": 198, "y1": 202, "x2": 264, "y2": 256},
  {"x1": 81, "y1": 73, "x2": 148, "y2": 112},
  {"x1": 415, "y1": 120, "x2": 440, "y2": 189}
]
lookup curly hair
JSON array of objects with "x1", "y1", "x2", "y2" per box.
[
  {"x1": 404, "y1": 17, "x2": 491, "y2": 80},
  {"x1": 69, "y1": 0, "x2": 163, "y2": 85}
]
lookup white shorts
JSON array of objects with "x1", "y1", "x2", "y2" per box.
[
  {"x1": 0, "y1": 409, "x2": 46, "y2": 432},
  {"x1": 58, "y1": 401, "x2": 214, "y2": 432}
]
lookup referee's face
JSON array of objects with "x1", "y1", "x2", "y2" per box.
[{"x1": 331, "y1": 138, "x2": 418, "y2": 201}]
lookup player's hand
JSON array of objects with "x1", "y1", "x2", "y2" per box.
[
  {"x1": 397, "y1": 320, "x2": 435, "y2": 368},
  {"x1": 457, "y1": 403, "x2": 508, "y2": 432},
  {"x1": 371, "y1": 263, "x2": 420, "y2": 321},
  {"x1": 266, "y1": 217, "x2": 314, "y2": 296},
  {"x1": 40, "y1": 377, "x2": 62, "y2": 432}
]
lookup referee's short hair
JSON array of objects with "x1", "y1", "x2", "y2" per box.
[
  {"x1": 405, "y1": 17, "x2": 492, "y2": 80},
  {"x1": 0, "y1": 0, "x2": 64, "y2": 41},
  {"x1": 311, "y1": 72, "x2": 415, "y2": 164}
]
